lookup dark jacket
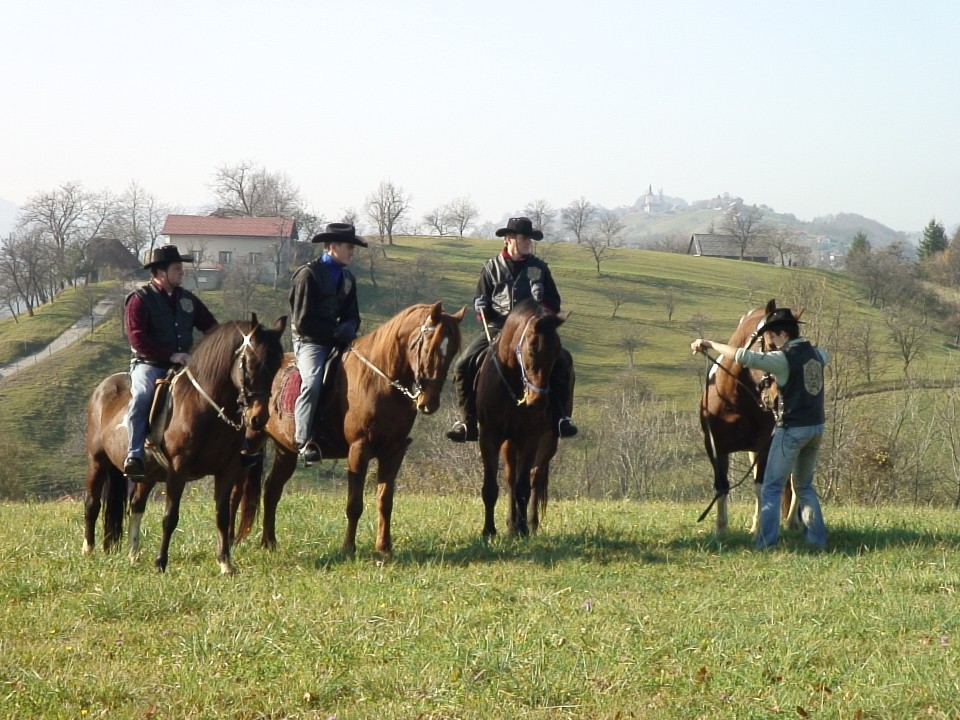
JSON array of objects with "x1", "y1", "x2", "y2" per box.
[
  {"x1": 124, "y1": 282, "x2": 217, "y2": 366},
  {"x1": 289, "y1": 258, "x2": 361, "y2": 345},
  {"x1": 476, "y1": 252, "x2": 560, "y2": 328},
  {"x1": 780, "y1": 340, "x2": 826, "y2": 427}
]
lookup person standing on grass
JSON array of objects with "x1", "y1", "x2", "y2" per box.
[{"x1": 691, "y1": 307, "x2": 829, "y2": 549}]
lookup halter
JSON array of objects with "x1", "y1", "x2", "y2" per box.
[
  {"x1": 348, "y1": 312, "x2": 447, "y2": 404},
  {"x1": 180, "y1": 324, "x2": 265, "y2": 431},
  {"x1": 492, "y1": 315, "x2": 551, "y2": 407}
]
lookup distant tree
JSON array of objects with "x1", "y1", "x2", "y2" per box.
[
  {"x1": 918, "y1": 218, "x2": 947, "y2": 260},
  {"x1": 108, "y1": 181, "x2": 170, "y2": 262},
  {"x1": 719, "y1": 202, "x2": 766, "y2": 260},
  {"x1": 560, "y1": 196, "x2": 597, "y2": 244},
  {"x1": 523, "y1": 199, "x2": 557, "y2": 237},
  {"x1": 882, "y1": 306, "x2": 925, "y2": 378},
  {"x1": 766, "y1": 228, "x2": 796, "y2": 267},
  {"x1": 447, "y1": 197, "x2": 479, "y2": 237},
  {"x1": 423, "y1": 206, "x2": 452, "y2": 236},
  {"x1": 663, "y1": 287, "x2": 678, "y2": 323},
  {"x1": 364, "y1": 179, "x2": 411, "y2": 245},
  {"x1": 619, "y1": 327, "x2": 644, "y2": 367},
  {"x1": 17, "y1": 181, "x2": 93, "y2": 288},
  {"x1": 210, "y1": 160, "x2": 302, "y2": 217}
]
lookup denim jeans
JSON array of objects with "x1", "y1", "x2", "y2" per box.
[
  {"x1": 293, "y1": 339, "x2": 330, "y2": 449},
  {"x1": 125, "y1": 362, "x2": 167, "y2": 459},
  {"x1": 756, "y1": 423, "x2": 827, "y2": 549}
]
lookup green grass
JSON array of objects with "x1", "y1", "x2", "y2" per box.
[{"x1": 2, "y1": 492, "x2": 959, "y2": 719}]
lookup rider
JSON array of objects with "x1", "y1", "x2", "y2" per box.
[
  {"x1": 289, "y1": 222, "x2": 366, "y2": 464},
  {"x1": 446, "y1": 216, "x2": 577, "y2": 443},
  {"x1": 691, "y1": 307, "x2": 829, "y2": 549},
  {"x1": 122, "y1": 245, "x2": 218, "y2": 479}
]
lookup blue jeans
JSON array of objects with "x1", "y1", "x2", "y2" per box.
[
  {"x1": 125, "y1": 362, "x2": 167, "y2": 459},
  {"x1": 293, "y1": 339, "x2": 330, "y2": 449},
  {"x1": 756, "y1": 424, "x2": 827, "y2": 549}
]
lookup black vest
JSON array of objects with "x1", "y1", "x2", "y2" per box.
[
  {"x1": 483, "y1": 255, "x2": 550, "y2": 327},
  {"x1": 780, "y1": 340, "x2": 826, "y2": 427},
  {"x1": 126, "y1": 284, "x2": 199, "y2": 364}
]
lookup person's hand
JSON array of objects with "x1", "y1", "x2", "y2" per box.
[
  {"x1": 474, "y1": 297, "x2": 488, "y2": 313},
  {"x1": 530, "y1": 282, "x2": 544, "y2": 302},
  {"x1": 171, "y1": 352, "x2": 190, "y2": 365},
  {"x1": 690, "y1": 339, "x2": 710, "y2": 355},
  {"x1": 333, "y1": 320, "x2": 357, "y2": 343}
]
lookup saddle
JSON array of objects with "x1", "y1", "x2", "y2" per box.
[
  {"x1": 145, "y1": 368, "x2": 179, "y2": 449},
  {"x1": 278, "y1": 349, "x2": 345, "y2": 446}
]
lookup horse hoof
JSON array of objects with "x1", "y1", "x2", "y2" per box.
[{"x1": 220, "y1": 561, "x2": 236, "y2": 576}]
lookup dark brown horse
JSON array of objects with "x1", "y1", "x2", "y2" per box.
[
  {"x1": 83, "y1": 315, "x2": 287, "y2": 573},
  {"x1": 476, "y1": 299, "x2": 573, "y2": 538},
  {"x1": 698, "y1": 299, "x2": 797, "y2": 536},
  {"x1": 233, "y1": 301, "x2": 465, "y2": 555}
]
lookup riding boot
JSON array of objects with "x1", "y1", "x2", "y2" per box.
[
  {"x1": 447, "y1": 395, "x2": 478, "y2": 442},
  {"x1": 550, "y1": 353, "x2": 577, "y2": 438}
]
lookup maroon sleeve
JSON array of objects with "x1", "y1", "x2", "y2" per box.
[
  {"x1": 124, "y1": 292, "x2": 174, "y2": 363},
  {"x1": 192, "y1": 298, "x2": 218, "y2": 333}
]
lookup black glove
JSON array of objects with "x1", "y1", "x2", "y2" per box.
[
  {"x1": 530, "y1": 282, "x2": 544, "y2": 302},
  {"x1": 333, "y1": 320, "x2": 357, "y2": 343}
]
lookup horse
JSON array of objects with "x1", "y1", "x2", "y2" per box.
[
  {"x1": 83, "y1": 314, "x2": 287, "y2": 574},
  {"x1": 232, "y1": 301, "x2": 465, "y2": 555},
  {"x1": 475, "y1": 299, "x2": 573, "y2": 538},
  {"x1": 698, "y1": 299, "x2": 799, "y2": 537}
]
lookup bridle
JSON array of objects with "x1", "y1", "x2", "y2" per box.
[
  {"x1": 180, "y1": 324, "x2": 268, "y2": 431},
  {"x1": 492, "y1": 314, "x2": 552, "y2": 407},
  {"x1": 348, "y1": 312, "x2": 449, "y2": 404}
]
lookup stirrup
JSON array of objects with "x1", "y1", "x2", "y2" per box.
[
  {"x1": 446, "y1": 420, "x2": 477, "y2": 443},
  {"x1": 558, "y1": 417, "x2": 578, "y2": 438},
  {"x1": 299, "y1": 441, "x2": 322, "y2": 465}
]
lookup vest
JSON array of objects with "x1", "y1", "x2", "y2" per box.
[
  {"x1": 483, "y1": 255, "x2": 549, "y2": 327},
  {"x1": 780, "y1": 340, "x2": 826, "y2": 427},
  {"x1": 127, "y1": 284, "x2": 198, "y2": 364},
  {"x1": 289, "y1": 260, "x2": 356, "y2": 344}
]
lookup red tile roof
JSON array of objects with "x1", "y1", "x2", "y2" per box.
[{"x1": 162, "y1": 215, "x2": 298, "y2": 239}]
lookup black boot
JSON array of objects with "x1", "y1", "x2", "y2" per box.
[{"x1": 446, "y1": 418, "x2": 478, "y2": 443}]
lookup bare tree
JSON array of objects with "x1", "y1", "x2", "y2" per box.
[
  {"x1": 523, "y1": 199, "x2": 557, "y2": 237},
  {"x1": 610, "y1": 286, "x2": 626, "y2": 319},
  {"x1": 423, "y1": 206, "x2": 452, "y2": 236},
  {"x1": 582, "y1": 213, "x2": 622, "y2": 276},
  {"x1": 17, "y1": 181, "x2": 92, "y2": 287},
  {"x1": 619, "y1": 326, "x2": 644, "y2": 367},
  {"x1": 107, "y1": 181, "x2": 171, "y2": 262},
  {"x1": 560, "y1": 196, "x2": 596, "y2": 244},
  {"x1": 882, "y1": 306, "x2": 925, "y2": 378},
  {"x1": 766, "y1": 228, "x2": 797, "y2": 267},
  {"x1": 719, "y1": 202, "x2": 766, "y2": 260},
  {"x1": 848, "y1": 320, "x2": 878, "y2": 384},
  {"x1": 447, "y1": 197, "x2": 478, "y2": 237},
  {"x1": 210, "y1": 161, "x2": 302, "y2": 217},
  {"x1": 663, "y1": 287, "x2": 678, "y2": 323},
  {"x1": 364, "y1": 180, "x2": 411, "y2": 245}
]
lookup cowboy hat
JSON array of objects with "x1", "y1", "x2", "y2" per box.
[
  {"x1": 144, "y1": 244, "x2": 193, "y2": 270},
  {"x1": 758, "y1": 307, "x2": 804, "y2": 333},
  {"x1": 495, "y1": 217, "x2": 544, "y2": 241},
  {"x1": 311, "y1": 222, "x2": 369, "y2": 248}
]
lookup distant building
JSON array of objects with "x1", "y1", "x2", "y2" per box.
[
  {"x1": 160, "y1": 211, "x2": 299, "y2": 289},
  {"x1": 687, "y1": 233, "x2": 769, "y2": 263},
  {"x1": 85, "y1": 237, "x2": 142, "y2": 282}
]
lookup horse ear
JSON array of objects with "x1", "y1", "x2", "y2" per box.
[
  {"x1": 429, "y1": 301, "x2": 443, "y2": 324},
  {"x1": 250, "y1": 312, "x2": 259, "y2": 327},
  {"x1": 273, "y1": 316, "x2": 288, "y2": 335},
  {"x1": 765, "y1": 299, "x2": 777, "y2": 314},
  {"x1": 795, "y1": 308, "x2": 804, "y2": 321},
  {"x1": 452, "y1": 305, "x2": 467, "y2": 323}
]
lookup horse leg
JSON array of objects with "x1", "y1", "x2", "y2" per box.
[
  {"x1": 713, "y1": 454, "x2": 730, "y2": 536},
  {"x1": 783, "y1": 474, "x2": 801, "y2": 531},
  {"x1": 155, "y1": 477, "x2": 185, "y2": 572},
  {"x1": 128, "y1": 479, "x2": 155, "y2": 559},
  {"x1": 375, "y1": 449, "x2": 405, "y2": 557},
  {"x1": 343, "y1": 443, "x2": 371, "y2": 556},
  {"x1": 214, "y1": 471, "x2": 237, "y2": 575},
  {"x1": 83, "y1": 454, "x2": 108, "y2": 553},
  {"x1": 511, "y1": 461, "x2": 532, "y2": 538},
  {"x1": 479, "y1": 435, "x2": 501, "y2": 538},
  {"x1": 261, "y1": 446, "x2": 298, "y2": 550},
  {"x1": 529, "y1": 435, "x2": 556, "y2": 534}
]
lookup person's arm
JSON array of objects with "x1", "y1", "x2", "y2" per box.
[
  {"x1": 539, "y1": 265, "x2": 561, "y2": 314},
  {"x1": 125, "y1": 291, "x2": 174, "y2": 363},
  {"x1": 192, "y1": 298, "x2": 218, "y2": 333},
  {"x1": 691, "y1": 338, "x2": 788, "y2": 379}
]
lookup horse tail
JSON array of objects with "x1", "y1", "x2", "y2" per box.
[
  {"x1": 102, "y1": 464, "x2": 128, "y2": 550},
  {"x1": 234, "y1": 455, "x2": 263, "y2": 544}
]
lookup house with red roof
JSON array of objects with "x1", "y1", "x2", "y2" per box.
[{"x1": 160, "y1": 211, "x2": 299, "y2": 289}]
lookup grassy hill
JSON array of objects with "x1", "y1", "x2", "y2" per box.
[{"x1": 1, "y1": 238, "x2": 957, "y2": 502}]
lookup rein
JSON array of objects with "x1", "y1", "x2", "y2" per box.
[{"x1": 489, "y1": 315, "x2": 552, "y2": 407}]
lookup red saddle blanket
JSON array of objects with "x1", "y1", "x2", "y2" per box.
[{"x1": 278, "y1": 364, "x2": 301, "y2": 415}]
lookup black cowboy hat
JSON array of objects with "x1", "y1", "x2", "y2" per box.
[
  {"x1": 143, "y1": 244, "x2": 193, "y2": 270},
  {"x1": 311, "y1": 222, "x2": 369, "y2": 248},
  {"x1": 495, "y1": 216, "x2": 544, "y2": 241},
  {"x1": 758, "y1": 307, "x2": 804, "y2": 333}
]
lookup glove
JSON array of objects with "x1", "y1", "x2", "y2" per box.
[
  {"x1": 530, "y1": 282, "x2": 544, "y2": 302},
  {"x1": 473, "y1": 297, "x2": 488, "y2": 313},
  {"x1": 333, "y1": 320, "x2": 357, "y2": 343}
]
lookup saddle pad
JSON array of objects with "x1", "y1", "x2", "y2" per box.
[{"x1": 279, "y1": 364, "x2": 301, "y2": 416}]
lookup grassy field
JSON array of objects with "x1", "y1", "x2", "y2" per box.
[{"x1": 2, "y1": 491, "x2": 959, "y2": 719}]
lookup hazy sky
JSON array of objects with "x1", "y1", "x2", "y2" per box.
[{"x1": 2, "y1": 0, "x2": 958, "y2": 234}]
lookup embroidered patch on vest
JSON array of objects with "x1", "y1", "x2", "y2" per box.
[
  {"x1": 802, "y1": 359, "x2": 823, "y2": 396},
  {"x1": 343, "y1": 276, "x2": 353, "y2": 295},
  {"x1": 527, "y1": 267, "x2": 542, "y2": 281},
  {"x1": 180, "y1": 298, "x2": 194, "y2": 313}
]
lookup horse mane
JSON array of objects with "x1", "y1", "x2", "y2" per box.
[
  {"x1": 503, "y1": 298, "x2": 563, "y2": 339},
  {"x1": 188, "y1": 321, "x2": 251, "y2": 389},
  {"x1": 353, "y1": 303, "x2": 428, "y2": 369}
]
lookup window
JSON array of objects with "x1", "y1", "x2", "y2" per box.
[
  {"x1": 219, "y1": 250, "x2": 232, "y2": 264},
  {"x1": 248, "y1": 252, "x2": 261, "y2": 265},
  {"x1": 191, "y1": 248, "x2": 203, "y2": 263}
]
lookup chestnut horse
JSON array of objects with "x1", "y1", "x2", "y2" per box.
[
  {"x1": 476, "y1": 299, "x2": 573, "y2": 538},
  {"x1": 698, "y1": 299, "x2": 798, "y2": 536},
  {"x1": 83, "y1": 315, "x2": 287, "y2": 573},
  {"x1": 233, "y1": 301, "x2": 465, "y2": 555}
]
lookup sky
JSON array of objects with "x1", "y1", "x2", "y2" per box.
[{"x1": 2, "y1": 0, "x2": 959, "y2": 235}]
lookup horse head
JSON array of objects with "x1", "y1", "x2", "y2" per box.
[
  {"x1": 500, "y1": 300, "x2": 565, "y2": 408},
  {"x1": 232, "y1": 313, "x2": 287, "y2": 431},
  {"x1": 406, "y1": 301, "x2": 465, "y2": 414}
]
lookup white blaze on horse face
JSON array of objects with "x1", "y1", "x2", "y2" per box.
[{"x1": 439, "y1": 335, "x2": 450, "y2": 358}]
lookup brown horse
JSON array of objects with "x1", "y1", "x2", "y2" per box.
[
  {"x1": 233, "y1": 301, "x2": 465, "y2": 555},
  {"x1": 476, "y1": 299, "x2": 573, "y2": 538},
  {"x1": 698, "y1": 299, "x2": 798, "y2": 536},
  {"x1": 83, "y1": 315, "x2": 287, "y2": 573}
]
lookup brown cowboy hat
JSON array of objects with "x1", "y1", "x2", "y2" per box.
[
  {"x1": 311, "y1": 222, "x2": 369, "y2": 248},
  {"x1": 495, "y1": 216, "x2": 544, "y2": 241},
  {"x1": 758, "y1": 307, "x2": 804, "y2": 334},
  {"x1": 143, "y1": 244, "x2": 193, "y2": 270}
]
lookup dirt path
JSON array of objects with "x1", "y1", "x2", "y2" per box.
[{"x1": 0, "y1": 299, "x2": 115, "y2": 380}]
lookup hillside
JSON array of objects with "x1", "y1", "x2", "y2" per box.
[{"x1": 1, "y1": 238, "x2": 957, "y2": 501}]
